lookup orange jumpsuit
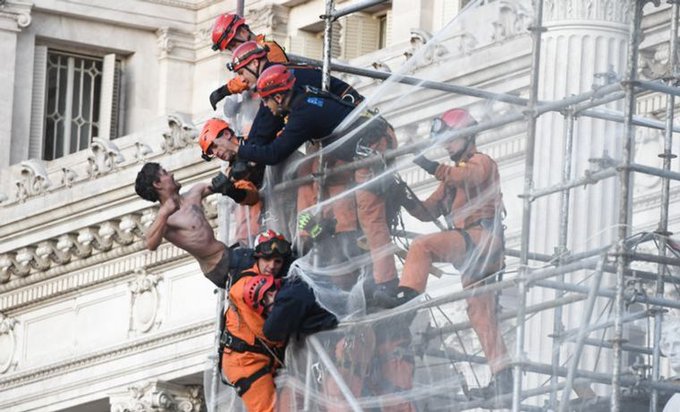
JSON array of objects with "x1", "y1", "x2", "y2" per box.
[
  {"x1": 222, "y1": 264, "x2": 285, "y2": 412},
  {"x1": 401, "y1": 151, "x2": 508, "y2": 373},
  {"x1": 353, "y1": 124, "x2": 399, "y2": 284}
]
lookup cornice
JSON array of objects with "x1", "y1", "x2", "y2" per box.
[
  {"x1": 0, "y1": 199, "x2": 218, "y2": 302},
  {"x1": 0, "y1": 319, "x2": 212, "y2": 390},
  {"x1": 138, "y1": 0, "x2": 219, "y2": 10}
]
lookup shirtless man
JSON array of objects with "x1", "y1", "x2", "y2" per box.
[{"x1": 134, "y1": 162, "x2": 236, "y2": 288}]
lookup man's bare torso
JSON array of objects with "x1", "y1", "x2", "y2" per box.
[{"x1": 164, "y1": 196, "x2": 225, "y2": 273}]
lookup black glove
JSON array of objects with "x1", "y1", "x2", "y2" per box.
[
  {"x1": 230, "y1": 158, "x2": 250, "y2": 180},
  {"x1": 209, "y1": 85, "x2": 231, "y2": 111},
  {"x1": 413, "y1": 154, "x2": 439, "y2": 175},
  {"x1": 210, "y1": 173, "x2": 247, "y2": 203}
]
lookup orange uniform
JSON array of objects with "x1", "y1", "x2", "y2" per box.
[
  {"x1": 222, "y1": 264, "x2": 285, "y2": 412},
  {"x1": 401, "y1": 151, "x2": 507, "y2": 373}
]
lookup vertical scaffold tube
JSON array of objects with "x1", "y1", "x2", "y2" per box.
[
  {"x1": 650, "y1": 3, "x2": 679, "y2": 411},
  {"x1": 321, "y1": 0, "x2": 335, "y2": 92},
  {"x1": 514, "y1": 0, "x2": 545, "y2": 411},
  {"x1": 612, "y1": 1, "x2": 643, "y2": 411},
  {"x1": 550, "y1": 109, "x2": 575, "y2": 409}
]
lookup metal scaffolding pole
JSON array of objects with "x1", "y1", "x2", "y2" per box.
[
  {"x1": 515, "y1": 0, "x2": 544, "y2": 409},
  {"x1": 558, "y1": 257, "x2": 605, "y2": 412},
  {"x1": 308, "y1": 335, "x2": 363, "y2": 412},
  {"x1": 612, "y1": 1, "x2": 643, "y2": 410},
  {"x1": 650, "y1": 3, "x2": 679, "y2": 410},
  {"x1": 321, "y1": 0, "x2": 335, "y2": 92},
  {"x1": 549, "y1": 108, "x2": 575, "y2": 408}
]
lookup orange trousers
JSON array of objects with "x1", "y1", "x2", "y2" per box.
[
  {"x1": 399, "y1": 227, "x2": 507, "y2": 373},
  {"x1": 222, "y1": 350, "x2": 276, "y2": 412},
  {"x1": 323, "y1": 328, "x2": 415, "y2": 412}
]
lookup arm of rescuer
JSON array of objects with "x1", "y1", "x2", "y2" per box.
[
  {"x1": 237, "y1": 101, "x2": 328, "y2": 165},
  {"x1": 209, "y1": 77, "x2": 251, "y2": 111},
  {"x1": 144, "y1": 183, "x2": 212, "y2": 251},
  {"x1": 263, "y1": 278, "x2": 338, "y2": 342},
  {"x1": 432, "y1": 153, "x2": 495, "y2": 188},
  {"x1": 210, "y1": 171, "x2": 260, "y2": 206}
]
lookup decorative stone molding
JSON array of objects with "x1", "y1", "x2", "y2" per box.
[
  {"x1": 0, "y1": 212, "x2": 147, "y2": 284},
  {"x1": 110, "y1": 381, "x2": 204, "y2": 412},
  {"x1": 0, "y1": 1, "x2": 32, "y2": 31},
  {"x1": 129, "y1": 268, "x2": 162, "y2": 334},
  {"x1": 0, "y1": 320, "x2": 211, "y2": 390},
  {"x1": 15, "y1": 159, "x2": 51, "y2": 202},
  {"x1": 247, "y1": 4, "x2": 289, "y2": 42},
  {"x1": 161, "y1": 114, "x2": 198, "y2": 153},
  {"x1": 156, "y1": 27, "x2": 175, "y2": 59},
  {"x1": 156, "y1": 27, "x2": 195, "y2": 61},
  {"x1": 0, "y1": 314, "x2": 18, "y2": 374},
  {"x1": 403, "y1": 29, "x2": 449, "y2": 69},
  {"x1": 492, "y1": 1, "x2": 532, "y2": 42},
  {"x1": 60, "y1": 167, "x2": 78, "y2": 188},
  {"x1": 134, "y1": 142, "x2": 153, "y2": 162},
  {"x1": 87, "y1": 138, "x2": 125, "y2": 178},
  {"x1": 543, "y1": 0, "x2": 631, "y2": 24},
  {"x1": 639, "y1": 43, "x2": 680, "y2": 81}
]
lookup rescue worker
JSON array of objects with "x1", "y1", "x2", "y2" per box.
[
  {"x1": 209, "y1": 50, "x2": 365, "y2": 259},
  {"x1": 209, "y1": 12, "x2": 288, "y2": 110},
  {"x1": 134, "y1": 162, "x2": 251, "y2": 288},
  {"x1": 199, "y1": 118, "x2": 264, "y2": 245},
  {"x1": 221, "y1": 230, "x2": 291, "y2": 412},
  {"x1": 218, "y1": 64, "x2": 399, "y2": 301},
  {"x1": 373, "y1": 108, "x2": 512, "y2": 398}
]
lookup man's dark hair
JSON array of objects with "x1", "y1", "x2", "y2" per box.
[{"x1": 135, "y1": 162, "x2": 162, "y2": 202}]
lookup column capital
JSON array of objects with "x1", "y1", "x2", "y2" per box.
[
  {"x1": 543, "y1": 0, "x2": 630, "y2": 25},
  {"x1": 110, "y1": 380, "x2": 203, "y2": 412},
  {"x1": 0, "y1": 1, "x2": 32, "y2": 32}
]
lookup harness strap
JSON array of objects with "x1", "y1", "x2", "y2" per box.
[
  {"x1": 221, "y1": 330, "x2": 284, "y2": 359},
  {"x1": 232, "y1": 361, "x2": 273, "y2": 397}
]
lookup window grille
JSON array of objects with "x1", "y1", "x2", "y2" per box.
[{"x1": 36, "y1": 49, "x2": 121, "y2": 161}]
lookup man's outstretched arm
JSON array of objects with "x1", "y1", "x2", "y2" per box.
[{"x1": 145, "y1": 197, "x2": 179, "y2": 250}]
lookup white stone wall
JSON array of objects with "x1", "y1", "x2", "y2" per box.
[{"x1": 1, "y1": 0, "x2": 679, "y2": 411}]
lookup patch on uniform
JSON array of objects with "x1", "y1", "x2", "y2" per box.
[{"x1": 306, "y1": 97, "x2": 325, "y2": 107}]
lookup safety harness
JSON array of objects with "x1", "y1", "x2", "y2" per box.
[{"x1": 218, "y1": 269, "x2": 285, "y2": 396}]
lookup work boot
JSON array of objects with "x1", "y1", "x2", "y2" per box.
[
  {"x1": 373, "y1": 285, "x2": 420, "y2": 309},
  {"x1": 468, "y1": 368, "x2": 514, "y2": 399}
]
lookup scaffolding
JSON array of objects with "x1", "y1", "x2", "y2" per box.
[{"x1": 224, "y1": 0, "x2": 680, "y2": 411}]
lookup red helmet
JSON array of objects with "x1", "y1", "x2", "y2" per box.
[
  {"x1": 243, "y1": 275, "x2": 280, "y2": 315},
  {"x1": 430, "y1": 108, "x2": 478, "y2": 138},
  {"x1": 211, "y1": 13, "x2": 247, "y2": 51},
  {"x1": 254, "y1": 229, "x2": 291, "y2": 258},
  {"x1": 256, "y1": 65, "x2": 296, "y2": 98},
  {"x1": 198, "y1": 118, "x2": 231, "y2": 159},
  {"x1": 228, "y1": 41, "x2": 269, "y2": 72}
]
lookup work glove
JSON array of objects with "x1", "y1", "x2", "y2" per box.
[
  {"x1": 297, "y1": 211, "x2": 336, "y2": 239},
  {"x1": 209, "y1": 85, "x2": 230, "y2": 111},
  {"x1": 230, "y1": 158, "x2": 251, "y2": 181},
  {"x1": 210, "y1": 173, "x2": 246, "y2": 204},
  {"x1": 227, "y1": 76, "x2": 250, "y2": 94},
  {"x1": 413, "y1": 154, "x2": 439, "y2": 176}
]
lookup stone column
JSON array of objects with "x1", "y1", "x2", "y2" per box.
[
  {"x1": 109, "y1": 380, "x2": 204, "y2": 412},
  {"x1": 525, "y1": 0, "x2": 630, "y2": 393},
  {"x1": 0, "y1": 1, "x2": 32, "y2": 169}
]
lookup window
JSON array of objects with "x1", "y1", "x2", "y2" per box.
[
  {"x1": 378, "y1": 14, "x2": 388, "y2": 49},
  {"x1": 30, "y1": 47, "x2": 122, "y2": 161}
]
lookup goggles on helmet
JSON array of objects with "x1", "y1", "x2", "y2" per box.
[{"x1": 254, "y1": 237, "x2": 291, "y2": 258}]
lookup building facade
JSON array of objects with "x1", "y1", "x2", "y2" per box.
[{"x1": 1, "y1": 0, "x2": 678, "y2": 411}]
